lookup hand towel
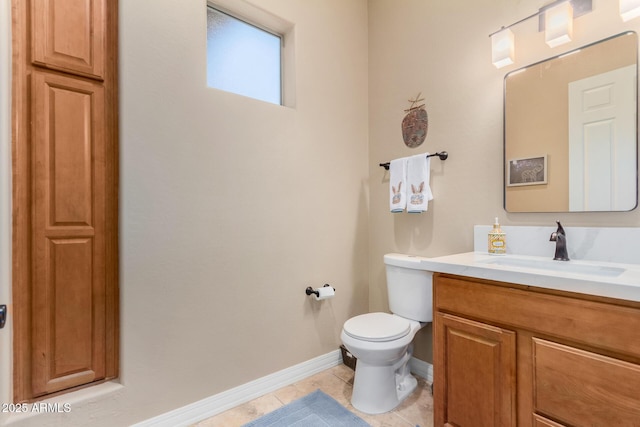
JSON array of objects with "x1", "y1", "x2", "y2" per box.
[
  {"x1": 407, "y1": 154, "x2": 433, "y2": 213},
  {"x1": 389, "y1": 158, "x2": 407, "y2": 212}
]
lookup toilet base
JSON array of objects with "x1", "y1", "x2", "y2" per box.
[{"x1": 350, "y1": 356, "x2": 418, "y2": 414}]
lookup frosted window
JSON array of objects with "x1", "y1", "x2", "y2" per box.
[{"x1": 207, "y1": 7, "x2": 282, "y2": 105}]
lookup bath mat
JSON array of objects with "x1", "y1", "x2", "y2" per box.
[{"x1": 241, "y1": 389, "x2": 370, "y2": 427}]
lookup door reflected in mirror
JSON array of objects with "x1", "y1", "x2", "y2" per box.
[{"x1": 504, "y1": 32, "x2": 638, "y2": 213}]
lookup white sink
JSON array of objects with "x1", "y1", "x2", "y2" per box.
[
  {"x1": 479, "y1": 256, "x2": 626, "y2": 277},
  {"x1": 420, "y1": 252, "x2": 640, "y2": 302}
]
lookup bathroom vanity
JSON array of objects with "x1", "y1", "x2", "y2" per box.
[{"x1": 423, "y1": 252, "x2": 640, "y2": 427}]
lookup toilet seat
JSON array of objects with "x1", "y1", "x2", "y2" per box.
[{"x1": 343, "y1": 312, "x2": 411, "y2": 342}]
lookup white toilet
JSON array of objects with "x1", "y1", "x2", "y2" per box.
[{"x1": 340, "y1": 253, "x2": 432, "y2": 414}]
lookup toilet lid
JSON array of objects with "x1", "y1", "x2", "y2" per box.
[{"x1": 343, "y1": 312, "x2": 411, "y2": 342}]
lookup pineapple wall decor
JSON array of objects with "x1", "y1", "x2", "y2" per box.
[{"x1": 401, "y1": 93, "x2": 428, "y2": 148}]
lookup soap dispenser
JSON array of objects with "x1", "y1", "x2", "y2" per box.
[{"x1": 488, "y1": 217, "x2": 506, "y2": 255}]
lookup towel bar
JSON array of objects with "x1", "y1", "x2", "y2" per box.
[{"x1": 379, "y1": 151, "x2": 448, "y2": 170}]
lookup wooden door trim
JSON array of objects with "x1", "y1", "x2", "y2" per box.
[
  {"x1": 104, "y1": 0, "x2": 119, "y2": 380},
  {"x1": 12, "y1": 0, "x2": 33, "y2": 403}
]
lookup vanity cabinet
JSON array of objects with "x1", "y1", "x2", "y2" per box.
[{"x1": 433, "y1": 273, "x2": 640, "y2": 427}]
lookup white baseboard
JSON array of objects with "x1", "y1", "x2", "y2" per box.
[
  {"x1": 133, "y1": 350, "x2": 434, "y2": 427},
  {"x1": 133, "y1": 350, "x2": 342, "y2": 427},
  {"x1": 410, "y1": 357, "x2": 434, "y2": 384}
]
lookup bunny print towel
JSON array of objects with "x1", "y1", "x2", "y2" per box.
[
  {"x1": 389, "y1": 158, "x2": 407, "y2": 212},
  {"x1": 407, "y1": 154, "x2": 433, "y2": 213}
]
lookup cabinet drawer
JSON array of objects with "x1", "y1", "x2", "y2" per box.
[
  {"x1": 533, "y1": 338, "x2": 640, "y2": 426},
  {"x1": 435, "y1": 274, "x2": 640, "y2": 358}
]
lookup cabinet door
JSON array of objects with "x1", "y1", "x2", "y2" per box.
[
  {"x1": 32, "y1": 0, "x2": 105, "y2": 79},
  {"x1": 434, "y1": 313, "x2": 516, "y2": 427},
  {"x1": 31, "y1": 71, "x2": 106, "y2": 396}
]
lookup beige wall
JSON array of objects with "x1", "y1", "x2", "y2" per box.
[
  {"x1": 118, "y1": 0, "x2": 370, "y2": 423},
  {"x1": 367, "y1": 0, "x2": 640, "y2": 362}
]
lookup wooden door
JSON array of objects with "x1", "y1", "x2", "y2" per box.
[
  {"x1": 12, "y1": 0, "x2": 118, "y2": 402},
  {"x1": 434, "y1": 312, "x2": 517, "y2": 427},
  {"x1": 568, "y1": 65, "x2": 637, "y2": 211}
]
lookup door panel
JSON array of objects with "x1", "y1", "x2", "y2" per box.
[
  {"x1": 50, "y1": 88, "x2": 94, "y2": 226},
  {"x1": 31, "y1": 71, "x2": 106, "y2": 396},
  {"x1": 32, "y1": 0, "x2": 105, "y2": 79}
]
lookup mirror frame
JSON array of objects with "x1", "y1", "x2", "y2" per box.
[{"x1": 503, "y1": 32, "x2": 639, "y2": 213}]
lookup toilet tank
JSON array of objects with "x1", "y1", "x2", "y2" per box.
[{"x1": 384, "y1": 253, "x2": 433, "y2": 322}]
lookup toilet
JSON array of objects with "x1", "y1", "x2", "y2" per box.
[{"x1": 340, "y1": 253, "x2": 432, "y2": 414}]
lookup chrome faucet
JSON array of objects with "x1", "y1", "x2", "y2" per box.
[{"x1": 549, "y1": 221, "x2": 569, "y2": 261}]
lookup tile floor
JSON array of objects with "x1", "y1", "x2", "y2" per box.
[{"x1": 193, "y1": 364, "x2": 434, "y2": 427}]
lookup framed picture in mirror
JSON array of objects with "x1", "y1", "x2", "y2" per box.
[{"x1": 507, "y1": 155, "x2": 547, "y2": 186}]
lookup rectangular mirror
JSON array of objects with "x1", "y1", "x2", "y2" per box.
[{"x1": 504, "y1": 32, "x2": 638, "y2": 212}]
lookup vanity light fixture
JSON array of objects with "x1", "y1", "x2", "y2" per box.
[
  {"x1": 491, "y1": 28, "x2": 515, "y2": 68},
  {"x1": 545, "y1": 1, "x2": 573, "y2": 47},
  {"x1": 620, "y1": 0, "x2": 640, "y2": 21},
  {"x1": 489, "y1": 0, "x2": 591, "y2": 68}
]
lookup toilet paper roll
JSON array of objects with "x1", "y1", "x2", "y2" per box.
[{"x1": 315, "y1": 286, "x2": 335, "y2": 300}]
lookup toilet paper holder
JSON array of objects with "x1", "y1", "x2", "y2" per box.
[{"x1": 305, "y1": 284, "x2": 335, "y2": 298}]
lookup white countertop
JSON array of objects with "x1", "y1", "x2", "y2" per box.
[{"x1": 421, "y1": 252, "x2": 640, "y2": 303}]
